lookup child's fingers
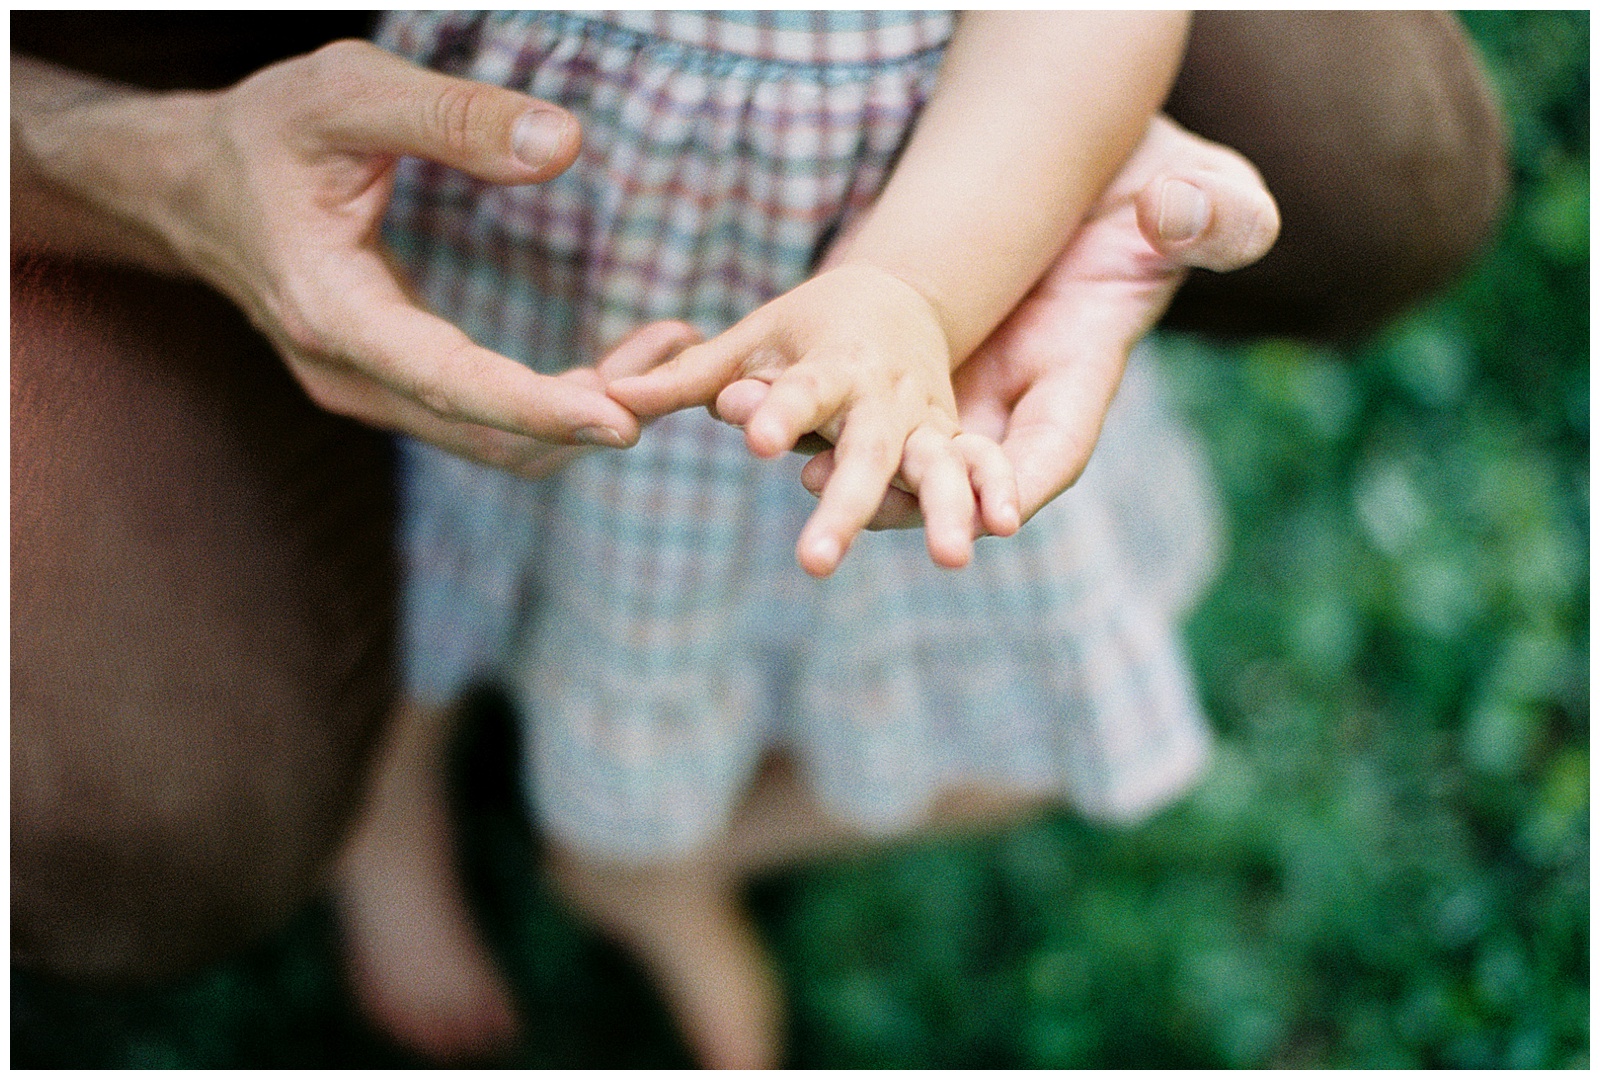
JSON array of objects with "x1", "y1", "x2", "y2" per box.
[
  {"x1": 955, "y1": 432, "x2": 1022, "y2": 538},
  {"x1": 712, "y1": 378, "x2": 770, "y2": 426},
  {"x1": 901, "y1": 425, "x2": 978, "y2": 568},
  {"x1": 715, "y1": 379, "x2": 840, "y2": 456},
  {"x1": 607, "y1": 318, "x2": 765, "y2": 418},
  {"x1": 795, "y1": 403, "x2": 907, "y2": 577},
  {"x1": 800, "y1": 450, "x2": 924, "y2": 530},
  {"x1": 744, "y1": 361, "x2": 853, "y2": 458}
]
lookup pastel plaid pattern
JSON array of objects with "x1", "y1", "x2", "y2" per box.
[{"x1": 377, "y1": 11, "x2": 1219, "y2": 862}]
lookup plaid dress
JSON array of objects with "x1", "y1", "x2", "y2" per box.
[{"x1": 377, "y1": 10, "x2": 1220, "y2": 862}]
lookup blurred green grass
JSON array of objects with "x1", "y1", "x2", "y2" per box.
[{"x1": 11, "y1": 10, "x2": 1588, "y2": 1069}]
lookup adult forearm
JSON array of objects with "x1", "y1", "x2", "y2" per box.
[
  {"x1": 11, "y1": 54, "x2": 197, "y2": 274},
  {"x1": 836, "y1": 11, "x2": 1190, "y2": 364}
]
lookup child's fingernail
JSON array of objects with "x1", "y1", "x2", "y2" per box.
[
  {"x1": 1157, "y1": 179, "x2": 1209, "y2": 243},
  {"x1": 804, "y1": 534, "x2": 841, "y2": 573},
  {"x1": 575, "y1": 425, "x2": 627, "y2": 448}
]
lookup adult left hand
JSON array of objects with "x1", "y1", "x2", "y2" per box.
[{"x1": 774, "y1": 114, "x2": 1280, "y2": 531}]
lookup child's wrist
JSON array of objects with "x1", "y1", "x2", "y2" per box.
[{"x1": 825, "y1": 258, "x2": 967, "y2": 370}]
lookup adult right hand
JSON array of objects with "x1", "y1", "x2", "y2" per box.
[{"x1": 12, "y1": 40, "x2": 697, "y2": 477}]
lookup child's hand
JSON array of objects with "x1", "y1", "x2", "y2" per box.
[{"x1": 608, "y1": 264, "x2": 1020, "y2": 576}]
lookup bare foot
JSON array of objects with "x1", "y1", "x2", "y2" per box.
[
  {"x1": 548, "y1": 845, "x2": 784, "y2": 1069},
  {"x1": 334, "y1": 697, "x2": 521, "y2": 1061}
]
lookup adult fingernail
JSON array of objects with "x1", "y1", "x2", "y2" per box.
[
  {"x1": 1157, "y1": 179, "x2": 1209, "y2": 243},
  {"x1": 512, "y1": 110, "x2": 571, "y2": 171},
  {"x1": 575, "y1": 425, "x2": 626, "y2": 448}
]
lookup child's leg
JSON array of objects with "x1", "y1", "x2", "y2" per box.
[
  {"x1": 546, "y1": 843, "x2": 784, "y2": 1070},
  {"x1": 334, "y1": 694, "x2": 521, "y2": 1061},
  {"x1": 719, "y1": 752, "x2": 1053, "y2": 878},
  {"x1": 544, "y1": 753, "x2": 1047, "y2": 1070}
]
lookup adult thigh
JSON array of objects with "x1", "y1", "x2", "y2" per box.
[{"x1": 11, "y1": 256, "x2": 396, "y2": 982}]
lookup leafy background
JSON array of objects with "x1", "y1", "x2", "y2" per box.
[{"x1": 11, "y1": 10, "x2": 1588, "y2": 1069}]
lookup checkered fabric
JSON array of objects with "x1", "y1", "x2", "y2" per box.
[{"x1": 376, "y1": 10, "x2": 1220, "y2": 863}]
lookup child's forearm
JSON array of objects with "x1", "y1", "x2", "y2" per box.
[{"x1": 832, "y1": 11, "x2": 1191, "y2": 366}]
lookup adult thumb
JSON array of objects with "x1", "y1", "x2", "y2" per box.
[
  {"x1": 301, "y1": 40, "x2": 581, "y2": 184},
  {"x1": 1135, "y1": 169, "x2": 1280, "y2": 273}
]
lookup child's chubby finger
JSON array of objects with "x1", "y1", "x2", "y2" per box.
[
  {"x1": 799, "y1": 449, "x2": 923, "y2": 530},
  {"x1": 901, "y1": 425, "x2": 978, "y2": 569},
  {"x1": 744, "y1": 361, "x2": 853, "y2": 459},
  {"x1": 794, "y1": 407, "x2": 907, "y2": 577},
  {"x1": 954, "y1": 432, "x2": 1022, "y2": 537},
  {"x1": 607, "y1": 320, "x2": 759, "y2": 418},
  {"x1": 717, "y1": 379, "x2": 836, "y2": 455},
  {"x1": 712, "y1": 378, "x2": 770, "y2": 426}
]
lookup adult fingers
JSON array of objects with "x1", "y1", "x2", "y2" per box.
[
  {"x1": 321, "y1": 257, "x2": 643, "y2": 446},
  {"x1": 606, "y1": 316, "x2": 767, "y2": 418},
  {"x1": 297, "y1": 40, "x2": 581, "y2": 183},
  {"x1": 594, "y1": 320, "x2": 703, "y2": 381},
  {"x1": 1001, "y1": 359, "x2": 1124, "y2": 524},
  {"x1": 287, "y1": 357, "x2": 586, "y2": 477}
]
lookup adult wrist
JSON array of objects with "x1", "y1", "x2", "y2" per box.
[{"x1": 12, "y1": 58, "x2": 205, "y2": 274}]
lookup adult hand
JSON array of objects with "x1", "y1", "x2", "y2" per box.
[
  {"x1": 12, "y1": 41, "x2": 697, "y2": 478},
  {"x1": 761, "y1": 114, "x2": 1279, "y2": 530}
]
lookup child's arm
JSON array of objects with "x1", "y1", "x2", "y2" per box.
[
  {"x1": 832, "y1": 11, "x2": 1190, "y2": 363},
  {"x1": 612, "y1": 12, "x2": 1191, "y2": 575}
]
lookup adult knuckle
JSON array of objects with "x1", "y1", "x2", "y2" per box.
[
  {"x1": 310, "y1": 39, "x2": 373, "y2": 67},
  {"x1": 426, "y1": 83, "x2": 494, "y2": 158},
  {"x1": 273, "y1": 290, "x2": 334, "y2": 359},
  {"x1": 295, "y1": 40, "x2": 371, "y2": 99},
  {"x1": 410, "y1": 373, "x2": 461, "y2": 420}
]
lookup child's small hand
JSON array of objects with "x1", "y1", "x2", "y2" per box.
[{"x1": 608, "y1": 265, "x2": 1020, "y2": 576}]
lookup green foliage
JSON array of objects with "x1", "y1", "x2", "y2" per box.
[{"x1": 11, "y1": 10, "x2": 1587, "y2": 1069}]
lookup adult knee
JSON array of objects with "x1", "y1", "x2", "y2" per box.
[{"x1": 1165, "y1": 11, "x2": 1509, "y2": 340}]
